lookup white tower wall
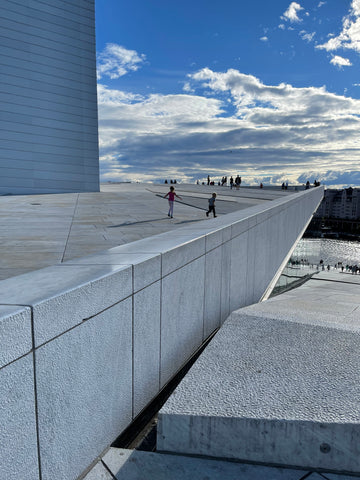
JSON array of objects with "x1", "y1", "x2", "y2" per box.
[{"x1": 0, "y1": 0, "x2": 99, "y2": 194}]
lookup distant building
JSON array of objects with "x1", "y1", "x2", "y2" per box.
[
  {"x1": 0, "y1": 0, "x2": 99, "y2": 194},
  {"x1": 315, "y1": 188, "x2": 360, "y2": 220}
]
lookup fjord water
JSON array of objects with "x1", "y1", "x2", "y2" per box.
[{"x1": 294, "y1": 238, "x2": 360, "y2": 266}]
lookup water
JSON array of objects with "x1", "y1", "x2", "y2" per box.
[
  {"x1": 292, "y1": 238, "x2": 360, "y2": 266},
  {"x1": 271, "y1": 238, "x2": 360, "y2": 297}
]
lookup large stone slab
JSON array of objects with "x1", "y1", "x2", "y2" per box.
[
  {"x1": 0, "y1": 263, "x2": 132, "y2": 345},
  {"x1": 36, "y1": 299, "x2": 133, "y2": 480},
  {"x1": 158, "y1": 313, "x2": 360, "y2": 473},
  {"x1": 0, "y1": 305, "x2": 32, "y2": 368},
  {"x1": 0, "y1": 354, "x2": 39, "y2": 480}
]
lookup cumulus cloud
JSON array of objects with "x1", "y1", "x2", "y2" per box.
[
  {"x1": 281, "y1": 2, "x2": 304, "y2": 23},
  {"x1": 330, "y1": 55, "x2": 352, "y2": 67},
  {"x1": 97, "y1": 43, "x2": 146, "y2": 80},
  {"x1": 260, "y1": 36, "x2": 269, "y2": 41},
  {"x1": 97, "y1": 67, "x2": 360, "y2": 186},
  {"x1": 299, "y1": 30, "x2": 316, "y2": 42},
  {"x1": 316, "y1": 0, "x2": 360, "y2": 54}
]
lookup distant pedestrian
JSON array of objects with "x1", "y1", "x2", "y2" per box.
[
  {"x1": 206, "y1": 193, "x2": 217, "y2": 218},
  {"x1": 164, "y1": 186, "x2": 182, "y2": 218},
  {"x1": 207, "y1": 175, "x2": 210, "y2": 185},
  {"x1": 230, "y1": 176, "x2": 234, "y2": 189}
]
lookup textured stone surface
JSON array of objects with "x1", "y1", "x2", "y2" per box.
[
  {"x1": 0, "y1": 305, "x2": 32, "y2": 368},
  {"x1": 0, "y1": 184, "x2": 325, "y2": 480},
  {"x1": 0, "y1": 354, "x2": 39, "y2": 480},
  {"x1": 0, "y1": 183, "x2": 310, "y2": 282},
  {"x1": 65, "y1": 251, "x2": 161, "y2": 293},
  {"x1": 100, "y1": 448, "x2": 308, "y2": 480},
  {"x1": 204, "y1": 247, "x2": 222, "y2": 339},
  {"x1": 0, "y1": 263, "x2": 132, "y2": 345},
  {"x1": 133, "y1": 281, "x2": 161, "y2": 416},
  {"x1": 36, "y1": 299, "x2": 133, "y2": 480},
  {"x1": 160, "y1": 257, "x2": 205, "y2": 387},
  {"x1": 158, "y1": 276, "x2": 360, "y2": 473}
]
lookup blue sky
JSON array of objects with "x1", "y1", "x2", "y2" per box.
[{"x1": 95, "y1": 0, "x2": 360, "y2": 187}]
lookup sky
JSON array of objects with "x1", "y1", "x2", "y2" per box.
[{"x1": 95, "y1": 0, "x2": 360, "y2": 187}]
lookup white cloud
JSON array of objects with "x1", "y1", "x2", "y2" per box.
[
  {"x1": 260, "y1": 36, "x2": 269, "y2": 41},
  {"x1": 97, "y1": 68, "x2": 360, "y2": 185},
  {"x1": 318, "y1": 1, "x2": 326, "y2": 7},
  {"x1": 97, "y1": 43, "x2": 146, "y2": 80},
  {"x1": 330, "y1": 55, "x2": 352, "y2": 67},
  {"x1": 278, "y1": 24, "x2": 286, "y2": 30},
  {"x1": 316, "y1": 0, "x2": 360, "y2": 54},
  {"x1": 300, "y1": 30, "x2": 316, "y2": 42},
  {"x1": 281, "y1": 2, "x2": 304, "y2": 23}
]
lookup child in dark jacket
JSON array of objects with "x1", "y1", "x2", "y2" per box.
[{"x1": 206, "y1": 193, "x2": 217, "y2": 218}]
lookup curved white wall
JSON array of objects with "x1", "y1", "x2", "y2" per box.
[
  {"x1": 0, "y1": 187, "x2": 323, "y2": 480},
  {"x1": 0, "y1": 0, "x2": 99, "y2": 194}
]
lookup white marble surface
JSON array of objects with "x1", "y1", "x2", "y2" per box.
[
  {"x1": 133, "y1": 281, "x2": 161, "y2": 416},
  {"x1": 0, "y1": 264, "x2": 132, "y2": 346},
  {"x1": 204, "y1": 247, "x2": 222, "y2": 338},
  {"x1": 160, "y1": 257, "x2": 205, "y2": 387},
  {"x1": 0, "y1": 354, "x2": 39, "y2": 480},
  {"x1": 158, "y1": 273, "x2": 360, "y2": 473},
  {"x1": 36, "y1": 300, "x2": 133, "y2": 480},
  {"x1": 0, "y1": 185, "x2": 325, "y2": 480},
  {"x1": 0, "y1": 305, "x2": 32, "y2": 368}
]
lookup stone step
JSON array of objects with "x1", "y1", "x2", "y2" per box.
[{"x1": 157, "y1": 301, "x2": 360, "y2": 474}]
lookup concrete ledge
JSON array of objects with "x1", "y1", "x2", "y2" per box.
[
  {"x1": 0, "y1": 186, "x2": 324, "y2": 480},
  {"x1": 158, "y1": 275, "x2": 360, "y2": 474}
]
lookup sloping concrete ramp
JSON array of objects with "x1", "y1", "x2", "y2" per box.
[{"x1": 157, "y1": 273, "x2": 360, "y2": 474}]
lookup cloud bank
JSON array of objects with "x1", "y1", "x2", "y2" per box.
[{"x1": 97, "y1": 53, "x2": 360, "y2": 186}]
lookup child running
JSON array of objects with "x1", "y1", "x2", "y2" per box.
[
  {"x1": 164, "y1": 186, "x2": 182, "y2": 218},
  {"x1": 206, "y1": 193, "x2": 217, "y2": 218}
]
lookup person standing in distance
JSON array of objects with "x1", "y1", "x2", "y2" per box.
[
  {"x1": 206, "y1": 193, "x2": 217, "y2": 218},
  {"x1": 164, "y1": 186, "x2": 182, "y2": 218}
]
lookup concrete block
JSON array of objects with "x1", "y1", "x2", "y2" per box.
[
  {"x1": 0, "y1": 353, "x2": 39, "y2": 480},
  {"x1": 161, "y1": 237, "x2": 205, "y2": 276},
  {"x1": 205, "y1": 228, "x2": 224, "y2": 252},
  {"x1": 253, "y1": 218, "x2": 272, "y2": 300},
  {"x1": 106, "y1": 235, "x2": 205, "y2": 277},
  {"x1": 245, "y1": 227, "x2": 256, "y2": 304},
  {"x1": 0, "y1": 305, "x2": 32, "y2": 368},
  {"x1": 133, "y1": 281, "x2": 161, "y2": 416},
  {"x1": 158, "y1": 314, "x2": 360, "y2": 473},
  {"x1": 99, "y1": 447, "x2": 307, "y2": 480},
  {"x1": 160, "y1": 257, "x2": 205, "y2": 387},
  {"x1": 205, "y1": 225, "x2": 231, "y2": 252},
  {"x1": 65, "y1": 251, "x2": 161, "y2": 293},
  {"x1": 220, "y1": 242, "x2": 231, "y2": 323},
  {"x1": 229, "y1": 232, "x2": 248, "y2": 312},
  {"x1": 36, "y1": 299, "x2": 133, "y2": 480},
  {"x1": 231, "y1": 216, "x2": 249, "y2": 238},
  {"x1": 204, "y1": 248, "x2": 222, "y2": 339},
  {"x1": 0, "y1": 264, "x2": 132, "y2": 346}
]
